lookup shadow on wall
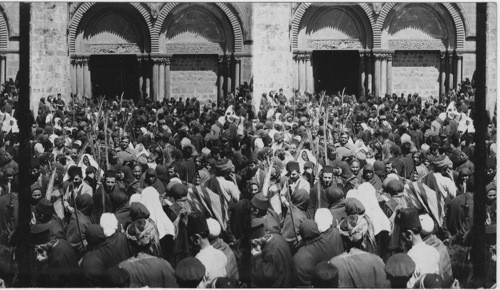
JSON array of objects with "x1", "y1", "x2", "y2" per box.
[
  {"x1": 392, "y1": 51, "x2": 440, "y2": 98},
  {"x1": 169, "y1": 55, "x2": 219, "y2": 106}
]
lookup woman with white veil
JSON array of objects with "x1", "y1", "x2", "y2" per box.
[
  {"x1": 346, "y1": 182, "x2": 392, "y2": 256},
  {"x1": 297, "y1": 148, "x2": 322, "y2": 174},
  {"x1": 77, "y1": 153, "x2": 103, "y2": 179},
  {"x1": 140, "y1": 186, "x2": 175, "y2": 239}
]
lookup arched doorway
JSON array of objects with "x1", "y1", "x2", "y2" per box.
[
  {"x1": 156, "y1": 3, "x2": 241, "y2": 105},
  {"x1": 293, "y1": 4, "x2": 373, "y2": 97},
  {"x1": 70, "y1": 3, "x2": 151, "y2": 101},
  {"x1": 380, "y1": 3, "x2": 464, "y2": 98}
]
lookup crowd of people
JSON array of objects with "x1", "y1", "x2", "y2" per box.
[{"x1": 0, "y1": 76, "x2": 496, "y2": 288}]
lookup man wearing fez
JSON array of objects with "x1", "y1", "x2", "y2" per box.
[
  {"x1": 187, "y1": 211, "x2": 227, "y2": 287},
  {"x1": 306, "y1": 166, "x2": 337, "y2": 219},
  {"x1": 29, "y1": 222, "x2": 83, "y2": 287},
  {"x1": 63, "y1": 166, "x2": 93, "y2": 215},
  {"x1": 397, "y1": 208, "x2": 440, "y2": 288}
]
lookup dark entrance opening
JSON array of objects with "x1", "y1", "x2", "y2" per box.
[
  {"x1": 313, "y1": 50, "x2": 360, "y2": 97},
  {"x1": 90, "y1": 55, "x2": 140, "y2": 101}
]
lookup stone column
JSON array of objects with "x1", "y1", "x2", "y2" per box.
[
  {"x1": 226, "y1": 56, "x2": 232, "y2": 94},
  {"x1": 151, "y1": 57, "x2": 159, "y2": 101},
  {"x1": 366, "y1": 53, "x2": 373, "y2": 95},
  {"x1": 373, "y1": 54, "x2": 381, "y2": 98},
  {"x1": 158, "y1": 58, "x2": 165, "y2": 101},
  {"x1": 70, "y1": 57, "x2": 77, "y2": 95},
  {"x1": 1, "y1": 56, "x2": 5, "y2": 85},
  {"x1": 218, "y1": 56, "x2": 225, "y2": 104},
  {"x1": 137, "y1": 55, "x2": 144, "y2": 100},
  {"x1": 305, "y1": 53, "x2": 314, "y2": 94},
  {"x1": 293, "y1": 54, "x2": 299, "y2": 91},
  {"x1": 145, "y1": 59, "x2": 151, "y2": 99},
  {"x1": 234, "y1": 57, "x2": 240, "y2": 92},
  {"x1": 456, "y1": 52, "x2": 463, "y2": 86},
  {"x1": 359, "y1": 52, "x2": 366, "y2": 97},
  {"x1": 298, "y1": 54, "x2": 306, "y2": 93},
  {"x1": 82, "y1": 56, "x2": 92, "y2": 99},
  {"x1": 439, "y1": 51, "x2": 447, "y2": 100},
  {"x1": 380, "y1": 55, "x2": 387, "y2": 97},
  {"x1": 386, "y1": 52, "x2": 394, "y2": 97},
  {"x1": 165, "y1": 56, "x2": 171, "y2": 100},
  {"x1": 75, "y1": 57, "x2": 84, "y2": 97},
  {"x1": 447, "y1": 51, "x2": 454, "y2": 91}
]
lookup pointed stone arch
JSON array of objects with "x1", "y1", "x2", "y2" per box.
[
  {"x1": 374, "y1": 3, "x2": 465, "y2": 49},
  {"x1": 291, "y1": 2, "x2": 375, "y2": 50},
  {"x1": 151, "y1": 2, "x2": 243, "y2": 53},
  {"x1": 68, "y1": 2, "x2": 153, "y2": 54}
]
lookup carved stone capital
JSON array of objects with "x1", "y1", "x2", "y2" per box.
[
  {"x1": 218, "y1": 55, "x2": 225, "y2": 63},
  {"x1": 151, "y1": 57, "x2": 163, "y2": 64},
  {"x1": 373, "y1": 53, "x2": 390, "y2": 60}
]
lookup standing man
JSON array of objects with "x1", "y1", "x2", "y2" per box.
[
  {"x1": 306, "y1": 166, "x2": 336, "y2": 219},
  {"x1": 116, "y1": 137, "x2": 135, "y2": 166},
  {"x1": 63, "y1": 166, "x2": 93, "y2": 216}
]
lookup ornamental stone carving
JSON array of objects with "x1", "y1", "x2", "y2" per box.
[
  {"x1": 68, "y1": 3, "x2": 80, "y2": 20},
  {"x1": 148, "y1": 3, "x2": 162, "y2": 19},
  {"x1": 165, "y1": 43, "x2": 224, "y2": 55},
  {"x1": 388, "y1": 39, "x2": 446, "y2": 50},
  {"x1": 373, "y1": 53, "x2": 392, "y2": 60},
  {"x1": 306, "y1": 39, "x2": 363, "y2": 50},
  {"x1": 371, "y1": 3, "x2": 383, "y2": 15},
  {"x1": 83, "y1": 43, "x2": 141, "y2": 54}
]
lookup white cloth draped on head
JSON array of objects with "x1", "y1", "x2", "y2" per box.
[
  {"x1": 140, "y1": 186, "x2": 175, "y2": 239},
  {"x1": 135, "y1": 143, "x2": 149, "y2": 158},
  {"x1": 1, "y1": 113, "x2": 19, "y2": 134},
  {"x1": 346, "y1": 182, "x2": 392, "y2": 235},
  {"x1": 297, "y1": 149, "x2": 322, "y2": 173},
  {"x1": 53, "y1": 117, "x2": 62, "y2": 131},
  {"x1": 77, "y1": 153, "x2": 102, "y2": 178},
  {"x1": 129, "y1": 193, "x2": 141, "y2": 205}
]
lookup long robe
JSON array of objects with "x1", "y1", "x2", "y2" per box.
[
  {"x1": 119, "y1": 253, "x2": 178, "y2": 288},
  {"x1": 329, "y1": 248, "x2": 391, "y2": 288},
  {"x1": 37, "y1": 239, "x2": 84, "y2": 287},
  {"x1": 293, "y1": 227, "x2": 344, "y2": 286},
  {"x1": 306, "y1": 182, "x2": 337, "y2": 219},
  {"x1": 81, "y1": 229, "x2": 132, "y2": 287},
  {"x1": 251, "y1": 233, "x2": 294, "y2": 288}
]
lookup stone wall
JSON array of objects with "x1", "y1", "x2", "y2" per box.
[
  {"x1": 240, "y1": 56, "x2": 252, "y2": 87},
  {"x1": 30, "y1": 2, "x2": 71, "y2": 114},
  {"x1": 392, "y1": 51, "x2": 440, "y2": 98},
  {"x1": 6, "y1": 53, "x2": 18, "y2": 81},
  {"x1": 462, "y1": 53, "x2": 476, "y2": 81},
  {"x1": 486, "y1": 2, "x2": 496, "y2": 120},
  {"x1": 170, "y1": 55, "x2": 218, "y2": 105},
  {"x1": 252, "y1": 3, "x2": 293, "y2": 111}
]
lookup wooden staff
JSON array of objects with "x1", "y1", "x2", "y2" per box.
[
  {"x1": 119, "y1": 91, "x2": 125, "y2": 109},
  {"x1": 104, "y1": 111, "x2": 110, "y2": 171},
  {"x1": 44, "y1": 167, "x2": 57, "y2": 201}
]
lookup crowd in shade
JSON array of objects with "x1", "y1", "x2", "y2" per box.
[{"x1": 0, "y1": 76, "x2": 495, "y2": 288}]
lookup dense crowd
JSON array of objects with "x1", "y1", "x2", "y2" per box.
[{"x1": 0, "y1": 76, "x2": 496, "y2": 288}]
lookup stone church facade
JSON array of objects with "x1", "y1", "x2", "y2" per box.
[{"x1": 0, "y1": 3, "x2": 493, "y2": 112}]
